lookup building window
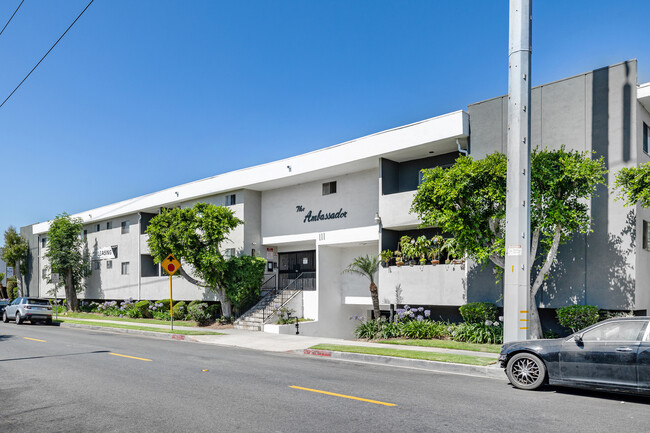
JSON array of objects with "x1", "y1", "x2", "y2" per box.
[
  {"x1": 224, "y1": 248, "x2": 236, "y2": 259},
  {"x1": 225, "y1": 194, "x2": 236, "y2": 206},
  {"x1": 121, "y1": 262, "x2": 130, "y2": 275},
  {"x1": 41, "y1": 238, "x2": 46, "y2": 248},
  {"x1": 644, "y1": 221, "x2": 650, "y2": 251},
  {"x1": 93, "y1": 261, "x2": 100, "y2": 271},
  {"x1": 644, "y1": 123, "x2": 649, "y2": 154},
  {"x1": 83, "y1": 230, "x2": 87, "y2": 239},
  {"x1": 42, "y1": 269, "x2": 47, "y2": 279},
  {"x1": 106, "y1": 260, "x2": 112, "y2": 269},
  {"x1": 96, "y1": 224, "x2": 100, "y2": 232},
  {"x1": 106, "y1": 221, "x2": 112, "y2": 230},
  {"x1": 121, "y1": 221, "x2": 130, "y2": 234},
  {"x1": 322, "y1": 181, "x2": 337, "y2": 195}
]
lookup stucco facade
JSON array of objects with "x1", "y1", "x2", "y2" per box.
[{"x1": 20, "y1": 61, "x2": 650, "y2": 338}]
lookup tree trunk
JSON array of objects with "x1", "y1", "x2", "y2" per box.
[
  {"x1": 528, "y1": 225, "x2": 563, "y2": 339},
  {"x1": 528, "y1": 292, "x2": 543, "y2": 339},
  {"x1": 65, "y1": 268, "x2": 79, "y2": 312},
  {"x1": 215, "y1": 286, "x2": 232, "y2": 318},
  {"x1": 369, "y1": 282, "x2": 381, "y2": 324}
]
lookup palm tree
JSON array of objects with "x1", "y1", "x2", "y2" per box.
[{"x1": 342, "y1": 254, "x2": 381, "y2": 323}]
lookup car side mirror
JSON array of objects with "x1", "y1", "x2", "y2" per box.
[{"x1": 574, "y1": 333, "x2": 583, "y2": 343}]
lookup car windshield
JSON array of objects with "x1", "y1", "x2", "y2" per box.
[{"x1": 27, "y1": 299, "x2": 50, "y2": 306}]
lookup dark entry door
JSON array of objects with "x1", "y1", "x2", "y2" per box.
[{"x1": 279, "y1": 250, "x2": 315, "y2": 288}]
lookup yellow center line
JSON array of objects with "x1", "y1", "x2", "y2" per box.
[
  {"x1": 108, "y1": 352, "x2": 152, "y2": 362},
  {"x1": 290, "y1": 386, "x2": 396, "y2": 407},
  {"x1": 24, "y1": 337, "x2": 46, "y2": 342}
]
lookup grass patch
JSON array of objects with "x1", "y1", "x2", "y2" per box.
[
  {"x1": 374, "y1": 339, "x2": 502, "y2": 353},
  {"x1": 56, "y1": 319, "x2": 223, "y2": 335},
  {"x1": 62, "y1": 312, "x2": 197, "y2": 327},
  {"x1": 309, "y1": 344, "x2": 497, "y2": 366}
]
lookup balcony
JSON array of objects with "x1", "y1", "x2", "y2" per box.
[{"x1": 378, "y1": 190, "x2": 420, "y2": 229}]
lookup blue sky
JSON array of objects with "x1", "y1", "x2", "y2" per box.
[{"x1": 0, "y1": 0, "x2": 649, "y2": 238}]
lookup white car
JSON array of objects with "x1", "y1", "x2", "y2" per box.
[{"x1": 2, "y1": 297, "x2": 52, "y2": 325}]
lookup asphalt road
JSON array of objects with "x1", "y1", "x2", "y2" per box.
[{"x1": 1, "y1": 323, "x2": 648, "y2": 433}]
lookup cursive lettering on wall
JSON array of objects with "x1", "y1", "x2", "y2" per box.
[{"x1": 303, "y1": 208, "x2": 348, "y2": 223}]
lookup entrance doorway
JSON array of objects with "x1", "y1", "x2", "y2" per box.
[{"x1": 278, "y1": 250, "x2": 316, "y2": 290}]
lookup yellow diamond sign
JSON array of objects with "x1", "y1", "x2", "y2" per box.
[{"x1": 162, "y1": 254, "x2": 181, "y2": 276}]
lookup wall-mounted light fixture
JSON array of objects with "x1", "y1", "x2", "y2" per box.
[
  {"x1": 374, "y1": 212, "x2": 382, "y2": 225},
  {"x1": 287, "y1": 165, "x2": 292, "y2": 172}
]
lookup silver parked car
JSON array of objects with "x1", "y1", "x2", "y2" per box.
[{"x1": 2, "y1": 297, "x2": 52, "y2": 325}]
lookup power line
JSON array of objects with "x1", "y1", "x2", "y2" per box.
[
  {"x1": 0, "y1": 0, "x2": 24, "y2": 39},
  {"x1": 0, "y1": 0, "x2": 95, "y2": 110}
]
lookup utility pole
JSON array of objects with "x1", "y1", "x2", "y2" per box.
[{"x1": 504, "y1": 0, "x2": 532, "y2": 343}]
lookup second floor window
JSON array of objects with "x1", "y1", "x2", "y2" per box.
[
  {"x1": 121, "y1": 221, "x2": 130, "y2": 234},
  {"x1": 225, "y1": 194, "x2": 236, "y2": 206},
  {"x1": 322, "y1": 181, "x2": 337, "y2": 195}
]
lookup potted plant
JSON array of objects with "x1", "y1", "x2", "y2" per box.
[
  {"x1": 394, "y1": 250, "x2": 404, "y2": 266},
  {"x1": 428, "y1": 235, "x2": 444, "y2": 265},
  {"x1": 414, "y1": 235, "x2": 430, "y2": 265},
  {"x1": 399, "y1": 235, "x2": 416, "y2": 266},
  {"x1": 380, "y1": 249, "x2": 393, "y2": 267}
]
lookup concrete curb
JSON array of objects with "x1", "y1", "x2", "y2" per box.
[
  {"x1": 299, "y1": 349, "x2": 507, "y2": 381},
  {"x1": 60, "y1": 322, "x2": 200, "y2": 342}
]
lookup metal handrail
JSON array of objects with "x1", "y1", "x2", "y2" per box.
[{"x1": 262, "y1": 272, "x2": 315, "y2": 323}]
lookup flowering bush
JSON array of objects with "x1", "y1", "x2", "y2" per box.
[{"x1": 97, "y1": 300, "x2": 120, "y2": 316}]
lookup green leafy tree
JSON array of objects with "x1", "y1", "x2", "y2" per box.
[
  {"x1": 146, "y1": 202, "x2": 243, "y2": 317},
  {"x1": 614, "y1": 162, "x2": 650, "y2": 207},
  {"x1": 223, "y1": 256, "x2": 266, "y2": 315},
  {"x1": 342, "y1": 255, "x2": 381, "y2": 322},
  {"x1": 44, "y1": 213, "x2": 89, "y2": 311},
  {"x1": 1, "y1": 226, "x2": 29, "y2": 297},
  {"x1": 412, "y1": 147, "x2": 607, "y2": 338}
]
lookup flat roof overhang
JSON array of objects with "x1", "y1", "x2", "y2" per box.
[
  {"x1": 32, "y1": 110, "x2": 469, "y2": 234},
  {"x1": 638, "y1": 82, "x2": 650, "y2": 113}
]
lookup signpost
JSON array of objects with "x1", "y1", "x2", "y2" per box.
[{"x1": 161, "y1": 254, "x2": 181, "y2": 330}]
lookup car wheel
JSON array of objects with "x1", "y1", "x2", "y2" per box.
[
  {"x1": 15, "y1": 312, "x2": 22, "y2": 325},
  {"x1": 506, "y1": 352, "x2": 546, "y2": 390},
  {"x1": 2, "y1": 311, "x2": 8, "y2": 323},
  {"x1": 46, "y1": 318, "x2": 52, "y2": 325}
]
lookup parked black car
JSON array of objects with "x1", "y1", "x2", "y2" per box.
[
  {"x1": 0, "y1": 300, "x2": 8, "y2": 315},
  {"x1": 499, "y1": 317, "x2": 650, "y2": 395}
]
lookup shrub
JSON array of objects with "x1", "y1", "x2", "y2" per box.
[
  {"x1": 135, "y1": 300, "x2": 152, "y2": 318},
  {"x1": 459, "y1": 302, "x2": 498, "y2": 325},
  {"x1": 354, "y1": 318, "x2": 380, "y2": 339},
  {"x1": 377, "y1": 322, "x2": 401, "y2": 339},
  {"x1": 188, "y1": 302, "x2": 212, "y2": 325},
  {"x1": 452, "y1": 322, "x2": 503, "y2": 344},
  {"x1": 156, "y1": 299, "x2": 171, "y2": 312},
  {"x1": 6, "y1": 277, "x2": 17, "y2": 301},
  {"x1": 152, "y1": 310, "x2": 171, "y2": 321},
  {"x1": 599, "y1": 309, "x2": 633, "y2": 321},
  {"x1": 556, "y1": 305, "x2": 600, "y2": 332},
  {"x1": 97, "y1": 300, "x2": 120, "y2": 316},
  {"x1": 206, "y1": 303, "x2": 221, "y2": 319},
  {"x1": 172, "y1": 301, "x2": 187, "y2": 320}
]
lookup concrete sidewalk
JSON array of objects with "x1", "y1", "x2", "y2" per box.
[{"x1": 57, "y1": 317, "x2": 505, "y2": 380}]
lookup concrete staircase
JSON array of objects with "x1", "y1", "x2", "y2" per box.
[{"x1": 234, "y1": 288, "x2": 301, "y2": 331}]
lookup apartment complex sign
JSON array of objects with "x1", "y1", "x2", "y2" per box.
[
  {"x1": 296, "y1": 205, "x2": 348, "y2": 223},
  {"x1": 94, "y1": 246, "x2": 117, "y2": 260}
]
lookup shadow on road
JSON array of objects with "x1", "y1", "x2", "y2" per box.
[
  {"x1": 504, "y1": 383, "x2": 650, "y2": 405},
  {"x1": 0, "y1": 350, "x2": 110, "y2": 362}
]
